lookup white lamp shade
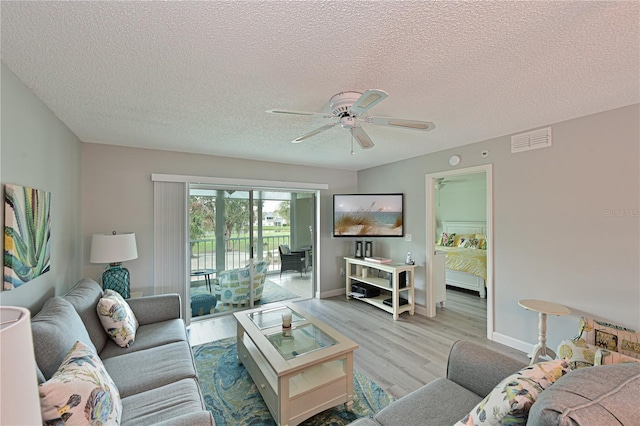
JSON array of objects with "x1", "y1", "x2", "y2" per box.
[
  {"x1": 1, "y1": 306, "x2": 42, "y2": 425},
  {"x1": 90, "y1": 232, "x2": 138, "y2": 264}
]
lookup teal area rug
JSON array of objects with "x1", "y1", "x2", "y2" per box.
[{"x1": 193, "y1": 337, "x2": 394, "y2": 426}]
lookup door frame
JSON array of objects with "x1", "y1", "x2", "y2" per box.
[{"x1": 425, "y1": 164, "x2": 494, "y2": 339}]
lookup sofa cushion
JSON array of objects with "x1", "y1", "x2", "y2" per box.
[
  {"x1": 63, "y1": 278, "x2": 109, "y2": 353},
  {"x1": 446, "y1": 341, "x2": 528, "y2": 398},
  {"x1": 97, "y1": 289, "x2": 139, "y2": 348},
  {"x1": 374, "y1": 378, "x2": 482, "y2": 426},
  {"x1": 39, "y1": 341, "x2": 122, "y2": 426},
  {"x1": 31, "y1": 297, "x2": 98, "y2": 380},
  {"x1": 125, "y1": 294, "x2": 181, "y2": 326},
  {"x1": 121, "y1": 378, "x2": 212, "y2": 426},
  {"x1": 461, "y1": 358, "x2": 570, "y2": 425},
  {"x1": 102, "y1": 341, "x2": 198, "y2": 397},
  {"x1": 99, "y1": 319, "x2": 187, "y2": 360},
  {"x1": 529, "y1": 362, "x2": 640, "y2": 425}
]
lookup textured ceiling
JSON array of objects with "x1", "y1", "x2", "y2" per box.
[{"x1": 1, "y1": 1, "x2": 638, "y2": 171}]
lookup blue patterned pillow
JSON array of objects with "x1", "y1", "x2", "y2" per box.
[
  {"x1": 39, "y1": 341, "x2": 122, "y2": 425},
  {"x1": 97, "y1": 289, "x2": 139, "y2": 348}
]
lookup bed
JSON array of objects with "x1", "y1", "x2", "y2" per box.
[{"x1": 437, "y1": 221, "x2": 487, "y2": 298}]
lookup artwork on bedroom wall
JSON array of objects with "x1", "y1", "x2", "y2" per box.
[{"x1": 3, "y1": 184, "x2": 52, "y2": 290}]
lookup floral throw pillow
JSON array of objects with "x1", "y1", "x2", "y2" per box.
[
  {"x1": 39, "y1": 341, "x2": 122, "y2": 426},
  {"x1": 459, "y1": 358, "x2": 570, "y2": 425},
  {"x1": 557, "y1": 338, "x2": 597, "y2": 369},
  {"x1": 97, "y1": 289, "x2": 139, "y2": 348},
  {"x1": 441, "y1": 232, "x2": 456, "y2": 247},
  {"x1": 460, "y1": 238, "x2": 480, "y2": 249}
]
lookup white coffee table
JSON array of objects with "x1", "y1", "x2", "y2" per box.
[{"x1": 234, "y1": 303, "x2": 359, "y2": 426}]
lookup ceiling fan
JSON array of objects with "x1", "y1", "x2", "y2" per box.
[
  {"x1": 266, "y1": 89, "x2": 435, "y2": 152},
  {"x1": 435, "y1": 177, "x2": 468, "y2": 190}
]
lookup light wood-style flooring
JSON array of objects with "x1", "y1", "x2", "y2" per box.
[{"x1": 188, "y1": 287, "x2": 528, "y2": 399}]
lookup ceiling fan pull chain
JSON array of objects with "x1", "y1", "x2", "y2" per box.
[{"x1": 350, "y1": 128, "x2": 355, "y2": 155}]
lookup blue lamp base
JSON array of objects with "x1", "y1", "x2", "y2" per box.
[{"x1": 102, "y1": 264, "x2": 131, "y2": 299}]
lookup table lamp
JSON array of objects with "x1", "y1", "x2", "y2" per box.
[
  {"x1": 1, "y1": 306, "x2": 42, "y2": 425},
  {"x1": 90, "y1": 231, "x2": 138, "y2": 298}
]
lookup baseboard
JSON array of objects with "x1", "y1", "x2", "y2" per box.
[
  {"x1": 414, "y1": 304, "x2": 428, "y2": 316},
  {"x1": 319, "y1": 288, "x2": 346, "y2": 299},
  {"x1": 492, "y1": 332, "x2": 533, "y2": 354}
]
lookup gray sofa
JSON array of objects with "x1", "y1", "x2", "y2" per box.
[
  {"x1": 349, "y1": 340, "x2": 640, "y2": 426},
  {"x1": 31, "y1": 278, "x2": 214, "y2": 426}
]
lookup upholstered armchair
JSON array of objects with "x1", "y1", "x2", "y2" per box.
[
  {"x1": 278, "y1": 244, "x2": 307, "y2": 278},
  {"x1": 213, "y1": 259, "x2": 270, "y2": 305}
]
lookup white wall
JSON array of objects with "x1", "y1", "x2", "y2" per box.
[
  {"x1": 0, "y1": 62, "x2": 83, "y2": 313},
  {"x1": 435, "y1": 172, "x2": 486, "y2": 236},
  {"x1": 358, "y1": 104, "x2": 640, "y2": 352},
  {"x1": 82, "y1": 143, "x2": 357, "y2": 296}
]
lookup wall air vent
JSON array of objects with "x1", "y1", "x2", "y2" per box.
[{"x1": 511, "y1": 127, "x2": 552, "y2": 153}]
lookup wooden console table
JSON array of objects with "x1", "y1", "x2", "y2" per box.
[{"x1": 344, "y1": 257, "x2": 416, "y2": 320}]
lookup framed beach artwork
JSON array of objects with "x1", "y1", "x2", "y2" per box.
[
  {"x1": 3, "y1": 184, "x2": 51, "y2": 290},
  {"x1": 333, "y1": 193, "x2": 404, "y2": 238}
]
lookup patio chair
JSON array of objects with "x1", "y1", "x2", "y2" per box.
[
  {"x1": 278, "y1": 244, "x2": 306, "y2": 278},
  {"x1": 213, "y1": 259, "x2": 270, "y2": 306}
]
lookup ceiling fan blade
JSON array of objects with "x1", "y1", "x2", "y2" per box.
[
  {"x1": 367, "y1": 116, "x2": 435, "y2": 131},
  {"x1": 348, "y1": 89, "x2": 388, "y2": 117},
  {"x1": 291, "y1": 123, "x2": 338, "y2": 143},
  {"x1": 266, "y1": 109, "x2": 334, "y2": 118},
  {"x1": 352, "y1": 126, "x2": 375, "y2": 149}
]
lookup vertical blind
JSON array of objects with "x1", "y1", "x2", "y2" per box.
[{"x1": 153, "y1": 181, "x2": 190, "y2": 324}]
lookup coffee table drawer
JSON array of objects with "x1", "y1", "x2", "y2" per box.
[{"x1": 238, "y1": 337, "x2": 279, "y2": 417}]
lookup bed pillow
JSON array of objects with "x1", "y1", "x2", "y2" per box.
[
  {"x1": 577, "y1": 317, "x2": 640, "y2": 359},
  {"x1": 475, "y1": 234, "x2": 487, "y2": 250},
  {"x1": 39, "y1": 341, "x2": 122, "y2": 426},
  {"x1": 453, "y1": 234, "x2": 473, "y2": 247},
  {"x1": 459, "y1": 238, "x2": 480, "y2": 249},
  {"x1": 441, "y1": 232, "x2": 456, "y2": 247},
  {"x1": 459, "y1": 358, "x2": 570, "y2": 425},
  {"x1": 557, "y1": 338, "x2": 597, "y2": 369},
  {"x1": 97, "y1": 289, "x2": 139, "y2": 348}
]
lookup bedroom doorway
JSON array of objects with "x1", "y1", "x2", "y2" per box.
[{"x1": 425, "y1": 164, "x2": 493, "y2": 340}]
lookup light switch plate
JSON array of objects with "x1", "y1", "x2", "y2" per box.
[{"x1": 405, "y1": 234, "x2": 412, "y2": 242}]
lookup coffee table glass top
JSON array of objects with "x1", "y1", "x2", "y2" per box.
[
  {"x1": 266, "y1": 323, "x2": 337, "y2": 360},
  {"x1": 246, "y1": 305, "x2": 337, "y2": 359},
  {"x1": 249, "y1": 306, "x2": 304, "y2": 330}
]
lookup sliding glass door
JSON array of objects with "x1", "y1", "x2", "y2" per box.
[{"x1": 188, "y1": 185, "x2": 315, "y2": 319}]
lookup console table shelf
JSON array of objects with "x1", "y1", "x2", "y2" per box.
[{"x1": 344, "y1": 257, "x2": 416, "y2": 320}]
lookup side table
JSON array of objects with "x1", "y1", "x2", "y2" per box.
[
  {"x1": 191, "y1": 269, "x2": 216, "y2": 293},
  {"x1": 518, "y1": 299, "x2": 571, "y2": 365}
]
